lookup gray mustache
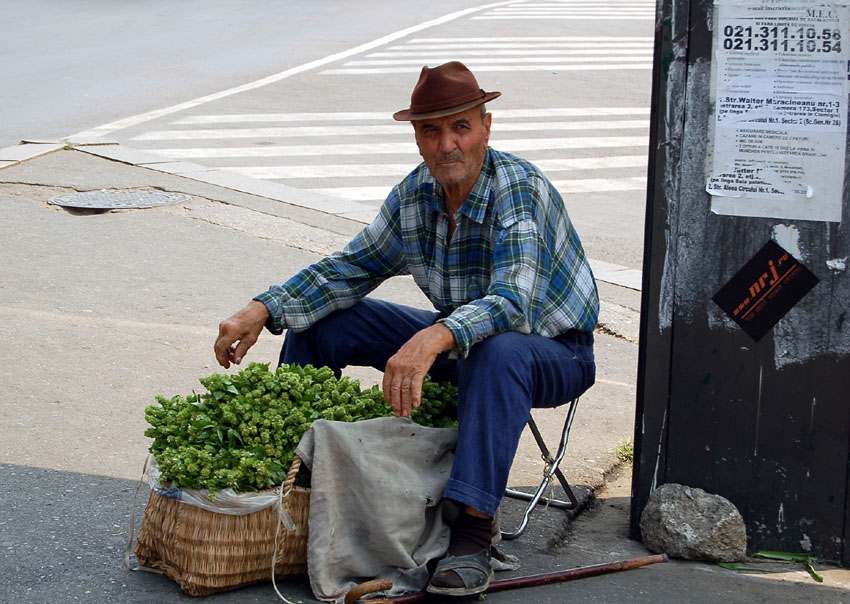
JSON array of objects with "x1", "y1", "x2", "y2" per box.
[{"x1": 437, "y1": 151, "x2": 464, "y2": 163}]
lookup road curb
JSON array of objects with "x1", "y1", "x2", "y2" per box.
[{"x1": 2, "y1": 140, "x2": 644, "y2": 293}]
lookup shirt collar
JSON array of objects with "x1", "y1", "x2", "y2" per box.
[{"x1": 461, "y1": 147, "x2": 494, "y2": 224}]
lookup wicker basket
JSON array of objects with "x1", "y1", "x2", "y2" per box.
[{"x1": 134, "y1": 455, "x2": 310, "y2": 596}]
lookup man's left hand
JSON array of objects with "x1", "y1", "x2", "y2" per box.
[{"x1": 383, "y1": 323, "x2": 456, "y2": 418}]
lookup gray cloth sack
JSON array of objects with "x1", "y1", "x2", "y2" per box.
[{"x1": 295, "y1": 417, "x2": 459, "y2": 602}]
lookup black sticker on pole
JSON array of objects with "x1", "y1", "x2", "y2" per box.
[{"x1": 712, "y1": 239, "x2": 819, "y2": 342}]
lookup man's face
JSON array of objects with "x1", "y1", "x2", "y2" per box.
[{"x1": 413, "y1": 106, "x2": 492, "y2": 192}]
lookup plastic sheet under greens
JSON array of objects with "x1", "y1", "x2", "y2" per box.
[
  {"x1": 145, "y1": 454, "x2": 291, "y2": 519},
  {"x1": 48, "y1": 188, "x2": 190, "y2": 209}
]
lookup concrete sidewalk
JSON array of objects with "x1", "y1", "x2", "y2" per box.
[{"x1": 1, "y1": 148, "x2": 847, "y2": 603}]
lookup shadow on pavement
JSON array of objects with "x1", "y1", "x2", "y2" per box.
[{"x1": 4, "y1": 466, "x2": 849, "y2": 603}]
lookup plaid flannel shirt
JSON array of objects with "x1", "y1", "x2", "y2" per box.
[{"x1": 254, "y1": 147, "x2": 599, "y2": 357}]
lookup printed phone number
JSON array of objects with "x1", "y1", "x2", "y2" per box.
[{"x1": 722, "y1": 24, "x2": 842, "y2": 53}]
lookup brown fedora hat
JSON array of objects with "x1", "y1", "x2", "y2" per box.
[{"x1": 393, "y1": 61, "x2": 501, "y2": 121}]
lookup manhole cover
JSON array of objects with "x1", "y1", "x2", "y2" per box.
[{"x1": 48, "y1": 189, "x2": 191, "y2": 209}]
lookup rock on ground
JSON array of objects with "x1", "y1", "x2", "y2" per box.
[{"x1": 640, "y1": 483, "x2": 747, "y2": 562}]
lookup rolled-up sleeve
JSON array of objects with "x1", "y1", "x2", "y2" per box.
[{"x1": 254, "y1": 197, "x2": 406, "y2": 334}]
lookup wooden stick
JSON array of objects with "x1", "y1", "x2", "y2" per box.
[
  {"x1": 355, "y1": 553, "x2": 669, "y2": 603},
  {"x1": 344, "y1": 579, "x2": 394, "y2": 604}
]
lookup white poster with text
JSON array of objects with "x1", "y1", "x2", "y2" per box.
[{"x1": 707, "y1": 0, "x2": 848, "y2": 222}]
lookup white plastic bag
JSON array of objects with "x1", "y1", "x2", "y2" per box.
[{"x1": 145, "y1": 454, "x2": 295, "y2": 527}]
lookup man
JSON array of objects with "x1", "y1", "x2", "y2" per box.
[{"x1": 214, "y1": 61, "x2": 598, "y2": 597}]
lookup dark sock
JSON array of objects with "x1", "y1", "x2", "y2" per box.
[{"x1": 448, "y1": 513, "x2": 493, "y2": 556}]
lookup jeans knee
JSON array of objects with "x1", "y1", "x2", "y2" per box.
[
  {"x1": 279, "y1": 310, "x2": 353, "y2": 374},
  {"x1": 462, "y1": 332, "x2": 531, "y2": 378},
  {"x1": 457, "y1": 334, "x2": 533, "y2": 406}
]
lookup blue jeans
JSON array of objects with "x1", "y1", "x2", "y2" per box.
[{"x1": 280, "y1": 298, "x2": 596, "y2": 517}]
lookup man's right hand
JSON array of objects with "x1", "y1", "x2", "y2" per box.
[
  {"x1": 382, "y1": 323, "x2": 456, "y2": 418},
  {"x1": 214, "y1": 300, "x2": 270, "y2": 368}
]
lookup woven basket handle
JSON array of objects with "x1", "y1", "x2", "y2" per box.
[{"x1": 282, "y1": 454, "x2": 302, "y2": 496}]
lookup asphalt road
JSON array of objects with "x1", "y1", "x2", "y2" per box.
[
  {"x1": 2, "y1": 0, "x2": 655, "y2": 271},
  {"x1": 0, "y1": 0, "x2": 487, "y2": 149}
]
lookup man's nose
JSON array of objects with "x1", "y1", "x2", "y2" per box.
[{"x1": 438, "y1": 131, "x2": 457, "y2": 153}]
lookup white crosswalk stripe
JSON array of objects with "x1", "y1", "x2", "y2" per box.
[
  {"x1": 124, "y1": 29, "x2": 652, "y2": 210},
  {"x1": 346, "y1": 56, "x2": 651, "y2": 64},
  {"x1": 144, "y1": 134, "x2": 648, "y2": 160},
  {"x1": 321, "y1": 33, "x2": 652, "y2": 75},
  {"x1": 323, "y1": 64, "x2": 651, "y2": 74},
  {"x1": 170, "y1": 107, "x2": 649, "y2": 125},
  {"x1": 363, "y1": 50, "x2": 650, "y2": 58},
  {"x1": 147, "y1": 142, "x2": 421, "y2": 159},
  {"x1": 403, "y1": 37, "x2": 651, "y2": 42},
  {"x1": 196, "y1": 129, "x2": 649, "y2": 204},
  {"x1": 375, "y1": 43, "x2": 652, "y2": 50},
  {"x1": 536, "y1": 156, "x2": 647, "y2": 170},
  {"x1": 220, "y1": 155, "x2": 647, "y2": 180},
  {"x1": 474, "y1": 14, "x2": 653, "y2": 19},
  {"x1": 472, "y1": 0, "x2": 656, "y2": 20},
  {"x1": 225, "y1": 164, "x2": 417, "y2": 179},
  {"x1": 550, "y1": 177, "x2": 646, "y2": 192},
  {"x1": 138, "y1": 114, "x2": 650, "y2": 203},
  {"x1": 309, "y1": 175, "x2": 647, "y2": 203},
  {"x1": 132, "y1": 120, "x2": 647, "y2": 141}
]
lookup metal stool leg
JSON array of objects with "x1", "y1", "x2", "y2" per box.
[{"x1": 501, "y1": 398, "x2": 579, "y2": 540}]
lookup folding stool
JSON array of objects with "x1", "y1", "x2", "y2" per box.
[{"x1": 500, "y1": 397, "x2": 580, "y2": 540}]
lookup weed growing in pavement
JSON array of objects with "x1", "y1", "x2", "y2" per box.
[{"x1": 614, "y1": 440, "x2": 634, "y2": 464}]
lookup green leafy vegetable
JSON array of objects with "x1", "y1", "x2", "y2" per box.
[{"x1": 144, "y1": 362, "x2": 458, "y2": 495}]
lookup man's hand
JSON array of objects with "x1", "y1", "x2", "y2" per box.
[
  {"x1": 383, "y1": 323, "x2": 456, "y2": 418},
  {"x1": 214, "y1": 300, "x2": 270, "y2": 369}
]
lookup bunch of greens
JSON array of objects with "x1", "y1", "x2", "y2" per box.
[{"x1": 144, "y1": 362, "x2": 458, "y2": 494}]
